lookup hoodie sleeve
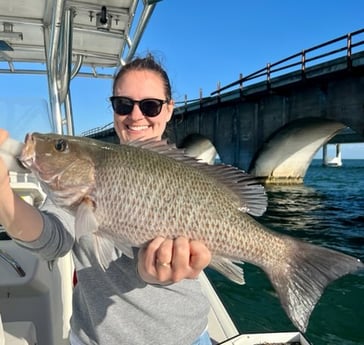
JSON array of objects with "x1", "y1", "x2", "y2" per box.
[{"x1": 13, "y1": 197, "x2": 75, "y2": 261}]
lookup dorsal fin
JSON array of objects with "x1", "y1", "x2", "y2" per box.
[{"x1": 126, "y1": 139, "x2": 267, "y2": 217}]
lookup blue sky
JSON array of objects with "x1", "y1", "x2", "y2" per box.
[{"x1": 1, "y1": 0, "x2": 364, "y2": 158}]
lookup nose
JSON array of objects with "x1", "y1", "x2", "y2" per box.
[{"x1": 128, "y1": 103, "x2": 145, "y2": 120}]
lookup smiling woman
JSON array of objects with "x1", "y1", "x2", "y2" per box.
[
  {"x1": 0, "y1": 54, "x2": 214, "y2": 345},
  {"x1": 2, "y1": 1, "x2": 364, "y2": 344},
  {"x1": 111, "y1": 55, "x2": 175, "y2": 144}
]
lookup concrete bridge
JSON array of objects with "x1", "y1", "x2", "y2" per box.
[
  {"x1": 89, "y1": 29, "x2": 364, "y2": 184},
  {"x1": 168, "y1": 29, "x2": 364, "y2": 183}
]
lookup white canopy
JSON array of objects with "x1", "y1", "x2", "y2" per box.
[{"x1": 0, "y1": 0, "x2": 158, "y2": 134}]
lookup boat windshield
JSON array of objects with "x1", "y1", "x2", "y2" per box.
[{"x1": 0, "y1": 97, "x2": 53, "y2": 142}]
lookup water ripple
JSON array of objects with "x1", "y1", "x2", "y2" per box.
[{"x1": 208, "y1": 159, "x2": 364, "y2": 345}]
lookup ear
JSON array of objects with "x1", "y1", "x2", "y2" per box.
[{"x1": 166, "y1": 100, "x2": 174, "y2": 122}]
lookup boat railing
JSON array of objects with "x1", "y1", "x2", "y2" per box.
[
  {"x1": 9, "y1": 171, "x2": 38, "y2": 185},
  {"x1": 9, "y1": 171, "x2": 46, "y2": 207}
]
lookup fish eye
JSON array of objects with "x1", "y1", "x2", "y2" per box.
[{"x1": 54, "y1": 139, "x2": 68, "y2": 152}]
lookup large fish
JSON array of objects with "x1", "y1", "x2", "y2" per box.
[{"x1": 19, "y1": 132, "x2": 363, "y2": 333}]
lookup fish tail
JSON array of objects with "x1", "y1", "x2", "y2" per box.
[{"x1": 266, "y1": 239, "x2": 364, "y2": 332}]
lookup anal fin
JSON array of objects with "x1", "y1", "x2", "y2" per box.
[{"x1": 209, "y1": 256, "x2": 245, "y2": 285}]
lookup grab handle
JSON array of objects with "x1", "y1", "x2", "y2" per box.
[{"x1": 0, "y1": 249, "x2": 26, "y2": 277}]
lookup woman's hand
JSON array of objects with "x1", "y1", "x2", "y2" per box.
[
  {"x1": 0, "y1": 129, "x2": 10, "y2": 191},
  {"x1": 137, "y1": 236, "x2": 212, "y2": 285},
  {"x1": 0, "y1": 128, "x2": 44, "y2": 241}
]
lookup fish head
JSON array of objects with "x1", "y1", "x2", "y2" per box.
[{"x1": 19, "y1": 132, "x2": 96, "y2": 208}]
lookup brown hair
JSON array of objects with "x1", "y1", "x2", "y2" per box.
[{"x1": 112, "y1": 54, "x2": 172, "y2": 101}]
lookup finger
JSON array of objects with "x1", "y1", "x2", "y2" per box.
[
  {"x1": 147, "y1": 238, "x2": 173, "y2": 283},
  {"x1": 169, "y1": 237, "x2": 191, "y2": 282},
  {"x1": 171, "y1": 237, "x2": 190, "y2": 270},
  {"x1": 156, "y1": 238, "x2": 173, "y2": 268},
  {"x1": 143, "y1": 236, "x2": 166, "y2": 272},
  {"x1": 0, "y1": 129, "x2": 9, "y2": 145},
  {"x1": 189, "y1": 240, "x2": 212, "y2": 272},
  {"x1": 138, "y1": 237, "x2": 171, "y2": 284}
]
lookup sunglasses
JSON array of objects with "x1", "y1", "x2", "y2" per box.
[{"x1": 110, "y1": 96, "x2": 168, "y2": 117}]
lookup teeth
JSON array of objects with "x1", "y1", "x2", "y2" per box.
[
  {"x1": 128, "y1": 125, "x2": 149, "y2": 131},
  {"x1": 20, "y1": 158, "x2": 32, "y2": 168}
]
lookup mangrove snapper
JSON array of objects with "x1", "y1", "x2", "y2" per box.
[{"x1": 19, "y1": 132, "x2": 364, "y2": 333}]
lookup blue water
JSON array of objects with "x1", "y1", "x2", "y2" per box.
[{"x1": 206, "y1": 159, "x2": 364, "y2": 345}]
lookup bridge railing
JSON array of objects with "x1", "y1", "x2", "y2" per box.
[
  {"x1": 207, "y1": 28, "x2": 364, "y2": 96},
  {"x1": 81, "y1": 121, "x2": 113, "y2": 137},
  {"x1": 86, "y1": 28, "x2": 364, "y2": 133}
]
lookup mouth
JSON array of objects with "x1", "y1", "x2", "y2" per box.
[
  {"x1": 19, "y1": 133, "x2": 36, "y2": 169},
  {"x1": 19, "y1": 155, "x2": 34, "y2": 169},
  {"x1": 126, "y1": 125, "x2": 150, "y2": 132}
]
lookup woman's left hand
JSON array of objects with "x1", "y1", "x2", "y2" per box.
[{"x1": 137, "y1": 236, "x2": 212, "y2": 285}]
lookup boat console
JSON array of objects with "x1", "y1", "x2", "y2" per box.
[{"x1": 0, "y1": 172, "x2": 73, "y2": 345}]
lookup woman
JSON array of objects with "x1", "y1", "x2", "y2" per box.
[{"x1": 0, "y1": 54, "x2": 212, "y2": 345}]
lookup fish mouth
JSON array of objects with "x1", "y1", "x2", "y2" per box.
[
  {"x1": 19, "y1": 152, "x2": 35, "y2": 170},
  {"x1": 18, "y1": 157, "x2": 34, "y2": 169},
  {"x1": 18, "y1": 133, "x2": 36, "y2": 169},
  {"x1": 17, "y1": 133, "x2": 71, "y2": 186},
  {"x1": 18, "y1": 133, "x2": 51, "y2": 182}
]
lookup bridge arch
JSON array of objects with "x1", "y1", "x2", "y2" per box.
[
  {"x1": 90, "y1": 33, "x2": 364, "y2": 185},
  {"x1": 250, "y1": 118, "x2": 346, "y2": 184},
  {"x1": 179, "y1": 133, "x2": 218, "y2": 165}
]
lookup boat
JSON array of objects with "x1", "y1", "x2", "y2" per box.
[{"x1": 0, "y1": 1, "x2": 311, "y2": 344}]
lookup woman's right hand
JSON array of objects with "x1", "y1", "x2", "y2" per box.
[
  {"x1": 0, "y1": 129, "x2": 10, "y2": 191},
  {"x1": 0, "y1": 128, "x2": 43, "y2": 241}
]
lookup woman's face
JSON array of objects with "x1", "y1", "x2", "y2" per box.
[{"x1": 113, "y1": 70, "x2": 174, "y2": 143}]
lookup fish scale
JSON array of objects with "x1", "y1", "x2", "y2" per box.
[
  {"x1": 19, "y1": 132, "x2": 364, "y2": 333},
  {"x1": 94, "y1": 144, "x2": 239, "y2": 247}
]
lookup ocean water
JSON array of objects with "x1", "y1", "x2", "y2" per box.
[{"x1": 206, "y1": 159, "x2": 364, "y2": 345}]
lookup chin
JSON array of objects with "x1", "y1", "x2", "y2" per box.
[{"x1": 128, "y1": 131, "x2": 150, "y2": 141}]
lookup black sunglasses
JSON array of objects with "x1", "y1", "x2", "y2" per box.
[{"x1": 110, "y1": 96, "x2": 168, "y2": 117}]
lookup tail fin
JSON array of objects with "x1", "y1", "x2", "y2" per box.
[{"x1": 266, "y1": 239, "x2": 364, "y2": 332}]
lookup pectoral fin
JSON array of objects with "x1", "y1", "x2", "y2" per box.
[
  {"x1": 75, "y1": 201, "x2": 134, "y2": 269},
  {"x1": 92, "y1": 234, "x2": 135, "y2": 270},
  {"x1": 75, "y1": 200, "x2": 98, "y2": 241}
]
